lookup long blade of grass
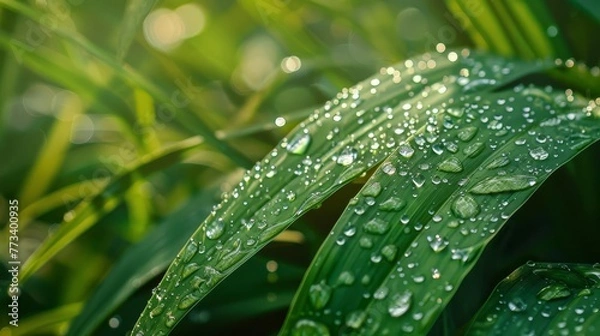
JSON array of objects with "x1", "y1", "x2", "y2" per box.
[
  {"x1": 131, "y1": 49, "x2": 557, "y2": 334},
  {"x1": 9, "y1": 302, "x2": 83, "y2": 336},
  {"x1": 466, "y1": 262, "x2": 600, "y2": 335},
  {"x1": 20, "y1": 136, "x2": 203, "y2": 282},
  {"x1": 280, "y1": 87, "x2": 600, "y2": 335},
  {"x1": 117, "y1": 0, "x2": 160, "y2": 61},
  {"x1": 19, "y1": 92, "x2": 84, "y2": 206},
  {"x1": 66, "y1": 191, "x2": 214, "y2": 336}
]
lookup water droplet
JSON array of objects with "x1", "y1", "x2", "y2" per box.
[
  {"x1": 336, "y1": 271, "x2": 355, "y2": 286},
  {"x1": 508, "y1": 298, "x2": 527, "y2": 312},
  {"x1": 206, "y1": 218, "x2": 225, "y2": 240},
  {"x1": 445, "y1": 141, "x2": 458, "y2": 153},
  {"x1": 362, "y1": 182, "x2": 382, "y2": 197},
  {"x1": 309, "y1": 281, "x2": 332, "y2": 309},
  {"x1": 412, "y1": 173, "x2": 426, "y2": 188},
  {"x1": 345, "y1": 310, "x2": 367, "y2": 329},
  {"x1": 452, "y1": 195, "x2": 480, "y2": 219},
  {"x1": 381, "y1": 244, "x2": 398, "y2": 261},
  {"x1": 457, "y1": 126, "x2": 478, "y2": 142},
  {"x1": 149, "y1": 303, "x2": 165, "y2": 318},
  {"x1": 427, "y1": 235, "x2": 449, "y2": 252},
  {"x1": 529, "y1": 147, "x2": 549, "y2": 161},
  {"x1": 537, "y1": 284, "x2": 571, "y2": 301},
  {"x1": 378, "y1": 197, "x2": 406, "y2": 211},
  {"x1": 437, "y1": 156, "x2": 463, "y2": 173},
  {"x1": 446, "y1": 107, "x2": 464, "y2": 118},
  {"x1": 374, "y1": 286, "x2": 389, "y2": 300},
  {"x1": 364, "y1": 218, "x2": 390, "y2": 235},
  {"x1": 287, "y1": 191, "x2": 296, "y2": 201},
  {"x1": 178, "y1": 292, "x2": 201, "y2": 310},
  {"x1": 336, "y1": 147, "x2": 358, "y2": 166},
  {"x1": 388, "y1": 291, "x2": 412, "y2": 317},
  {"x1": 181, "y1": 240, "x2": 198, "y2": 263},
  {"x1": 286, "y1": 133, "x2": 311, "y2": 155},
  {"x1": 486, "y1": 155, "x2": 510, "y2": 169},
  {"x1": 398, "y1": 142, "x2": 415, "y2": 159},
  {"x1": 382, "y1": 162, "x2": 396, "y2": 175},
  {"x1": 292, "y1": 319, "x2": 330, "y2": 336},
  {"x1": 463, "y1": 142, "x2": 484, "y2": 157},
  {"x1": 182, "y1": 263, "x2": 201, "y2": 279},
  {"x1": 470, "y1": 175, "x2": 536, "y2": 194}
]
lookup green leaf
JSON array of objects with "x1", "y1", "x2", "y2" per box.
[
  {"x1": 20, "y1": 136, "x2": 203, "y2": 282},
  {"x1": 131, "y1": 49, "x2": 564, "y2": 334},
  {"x1": 9, "y1": 302, "x2": 82, "y2": 336},
  {"x1": 280, "y1": 86, "x2": 599, "y2": 334},
  {"x1": 466, "y1": 262, "x2": 600, "y2": 335},
  {"x1": 67, "y1": 191, "x2": 214, "y2": 336},
  {"x1": 117, "y1": 0, "x2": 160, "y2": 61}
]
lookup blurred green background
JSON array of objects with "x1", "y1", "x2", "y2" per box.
[{"x1": 0, "y1": 0, "x2": 599, "y2": 335}]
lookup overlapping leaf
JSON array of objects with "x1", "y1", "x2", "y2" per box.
[
  {"x1": 131, "y1": 49, "x2": 561, "y2": 334},
  {"x1": 280, "y1": 86, "x2": 600, "y2": 335},
  {"x1": 466, "y1": 262, "x2": 600, "y2": 335}
]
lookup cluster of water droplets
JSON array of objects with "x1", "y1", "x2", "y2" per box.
[
  {"x1": 473, "y1": 262, "x2": 600, "y2": 335},
  {"x1": 287, "y1": 65, "x2": 599, "y2": 334},
  {"x1": 133, "y1": 46, "x2": 600, "y2": 335}
]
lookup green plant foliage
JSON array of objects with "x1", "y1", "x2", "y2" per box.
[
  {"x1": 280, "y1": 87, "x2": 599, "y2": 335},
  {"x1": 66, "y1": 191, "x2": 215, "y2": 336},
  {"x1": 131, "y1": 49, "x2": 600, "y2": 334},
  {"x1": 1, "y1": 1, "x2": 600, "y2": 335},
  {"x1": 466, "y1": 262, "x2": 600, "y2": 335},
  {"x1": 20, "y1": 136, "x2": 203, "y2": 282}
]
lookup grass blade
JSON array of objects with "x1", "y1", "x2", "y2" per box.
[
  {"x1": 131, "y1": 49, "x2": 557, "y2": 334},
  {"x1": 20, "y1": 136, "x2": 203, "y2": 282},
  {"x1": 117, "y1": 0, "x2": 160, "y2": 61},
  {"x1": 280, "y1": 88, "x2": 600, "y2": 334},
  {"x1": 67, "y1": 191, "x2": 214, "y2": 336},
  {"x1": 466, "y1": 262, "x2": 600, "y2": 335}
]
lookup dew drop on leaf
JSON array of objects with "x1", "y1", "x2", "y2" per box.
[
  {"x1": 398, "y1": 142, "x2": 415, "y2": 159},
  {"x1": 446, "y1": 107, "x2": 464, "y2": 118},
  {"x1": 286, "y1": 133, "x2": 311, "y2": 155},
  {"x1": 427, "y1": 235, "x2": 449, "y2": 253},
  {"x1": 463, "y1": 142, "x2": 484, "y2": 157},
  {"x1": 537, "y1": 284, "x2": 572, "y2": 301},
  {"x1": 178, "y1": 292, "x2": 201, "y2": 310},
  {"x1": 337, "y1": 147, "x2": 358, "y2": 166},
  {"x1": 507, "y1": 298, "x2": 527, "y2": 312},
  {"x1": 529, "y1": 146, "x2": 549, "y2": 160},
  {"x1": 437, "y1": 156, "x2": 463, "y2": 173},
  {"x1": 205, "y1": 218, "x2": 225, "y2": 240},
  {"x1": 362, "y1": 182, "x2": 382, "y2": 197},
  {"x1": 457, "y1": 126, "x2": 478, "y2": 142},
  {"x1": 181, "y1": 240, "x2": 198, "y2": 263},
  {"x1": 292, "y1": 319, "x2": 330, "y2": 336},
  {"x1": 469, "y1": 175, "x2": 536, "y2": 194},
  {"x1": 381, "y1": 244, "x2": 398, "y2": 261},
  {"x1": 378, "y1": 197, "x2": 406, "y2": 211},
  {"x1": 309, "y1": 281, "x2": 332, "y2": 309},
  {"x1": 388, "y1": 291, "x2": 412, "y2": 317},
  {"x1": 149, "y1": 303, "x2": 165, "y2": 318},
  {"x1": 364, "y1": 218, "x2": 390, "y2": 235},
  {"x1": 336, "y1": 271, "x2": 355, "y2": 286},
  {"x1": 345, "y1": 310, "x2": 368, "y2": 329},
  {"x1": 412, "y1": 173, "x2": 426, "y2": 188},
  {"x1": 486, "y1": 155, "x2": 510, "y2": 169},
  {"x1": 451, "y1": 195, "x2": 480, "y2": 219},
  {"x1": 182, "y1": 263, "x2": 201, "y2": 279}
]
